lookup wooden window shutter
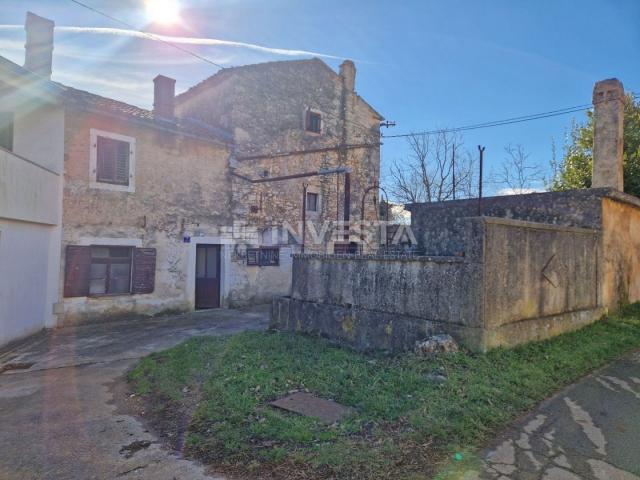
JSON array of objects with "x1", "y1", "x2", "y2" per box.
[
  {"x1": 115, "y1": 140, "x2": 130, "y2": 186},
  {"x1": 96, "y1": 136, "x2": 116, "y2": 183},
  {"x1": 64, "y1": 245, "x2": 92, "y2": 297},
  {"x1": 131, "y1": 248, "x2": 156, "y2": 294}
]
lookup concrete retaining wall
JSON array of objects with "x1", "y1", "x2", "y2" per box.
[{"x1": 271, "y1": 217, "x2": 605, "y2": 352}]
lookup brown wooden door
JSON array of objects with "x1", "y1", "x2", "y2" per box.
[{"x1": 195, "y1": 244, "x2": 220, "y2": 309}]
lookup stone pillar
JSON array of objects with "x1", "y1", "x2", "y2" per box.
[
  {"x1": 339, "y1": 60, "x2": 356, "y2": 92},
  {"x1": 153, "y1": 75, "x2": 176, "y2": 120},
  {"x1": 592, "y1": 78, "x2": 624, "y2": 190}
]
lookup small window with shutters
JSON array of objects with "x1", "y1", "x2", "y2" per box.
[
  {"x1": 96, "y1": 136, "x2": 130, "y2": 186},
  {"x1": 89, "y1": 129, "x2": 136, "y2": 192},
  {"x1": 64, "y1": 244, "x2": 156, "y2": 297}
]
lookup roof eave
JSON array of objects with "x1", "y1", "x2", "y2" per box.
[{"x1": 64, "y1": 102, "x2": 233, "y2": 148}]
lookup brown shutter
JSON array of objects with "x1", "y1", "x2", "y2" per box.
[
  {"x1": 96, "y1": 136, "x2": 116, "y2": 183},
  {"x1": 115, "y1": 140, "x2": 130, "y2": 186},
  {"x1": 132, "y1": 248, "x2": 156, "y2": 294},
  {"x1": 64, "y1": 245, "x2": 92, "y2": 297}
]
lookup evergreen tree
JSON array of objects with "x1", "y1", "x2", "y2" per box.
[{"x1": 551, "y1": 94, "x2": 640, "y2": 196}]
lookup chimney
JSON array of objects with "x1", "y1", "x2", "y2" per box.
[
  {"x1": 592, "y1": 78, "x2": 625, "y2": 190},
  {"x1": 153, "y1": 75, "x2": 176, "y2": 120},
  {"x1": 339, "y1": 60, "x2": 356, "y2": 92},
  {"x1": 24, "y1": 12, "x2": 54, "y2": 79}
]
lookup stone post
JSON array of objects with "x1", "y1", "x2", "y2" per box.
[{"x1": 592, "y1": 78, "x2": 624, "y2": 190}]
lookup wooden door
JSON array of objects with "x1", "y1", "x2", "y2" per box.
[{"x1": 195, "y1": 244, "x2": 220, "y2": 309}]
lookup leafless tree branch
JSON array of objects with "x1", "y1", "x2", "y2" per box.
[{"x1": 386, "y1": 131, "x2": 477, "y2": 203}]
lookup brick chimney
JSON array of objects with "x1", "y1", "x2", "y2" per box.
[
  {"x1": 339, "y1": 60, "x2": 356, "y2": 92},
  {"x1": 153, "y1": 75, "x2": 176, "y2": 120},
  {"x1": 592, "y1": 78, "x2": 624, "y2": 190},
  {"x1": 24, "y1": 12, "x2": 54, "y2": 79}
]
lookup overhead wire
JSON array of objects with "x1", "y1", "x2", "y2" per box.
[
  {"x1": 67, "y1": 0, "x2": 226, "y2": 70},
  {"x1": 383, "y1": 93, "x2": 640, "y2": 139}
]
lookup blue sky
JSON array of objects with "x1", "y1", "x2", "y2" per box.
[{"x1": 1, "y1": 0, "x2": 639, "y2": 196}]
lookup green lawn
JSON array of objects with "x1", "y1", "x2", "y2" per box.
[{"x1": 128, "y1": 304, "x2": 640, "y2": 479}]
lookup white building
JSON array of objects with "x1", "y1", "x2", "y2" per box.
[{"x1": 0, "y1": 14, "x2": 65, "y2": 347}]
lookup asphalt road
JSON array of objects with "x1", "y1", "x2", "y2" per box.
[
  {"x1": 462, "y1": 350, "x2": 640, "y2": 480},
  {"x1": 0, "y1": 306, "x2": 269, "y2": 480}
]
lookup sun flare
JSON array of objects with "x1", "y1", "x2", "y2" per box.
[{"x1": 145, "y1": 0, "x2": 181, "y2": 25}]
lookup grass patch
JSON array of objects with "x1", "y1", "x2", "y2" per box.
[{"x1": 128, "y1": 304, "x2": 640, "y2": 479}]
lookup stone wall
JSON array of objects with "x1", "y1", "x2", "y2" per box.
[
  {"x1": 273, "y1": 253, "x2": 484, "y2": 351},
  {"x1": 481, "y1": 218, "x2": 601, "y2": 348},
  {"x1": 601, "y1": 195, "x2": 640, "y2": 308},
  {"x1": 406, "y1": 189, "x2": 608, "y2": 255},
  {"x1": 272, "y1": 217, "x2": 604, "y2": 352},
  {"x1": 61, "y1": 110, "x2": 233, "y2": 323},
  {"x1": 176, "y1": 59, "x2": 383, "y2": 253}
]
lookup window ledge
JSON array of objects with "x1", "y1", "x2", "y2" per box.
[{"x1": 89, "y1": 180, "x2": 135, "y2": 193}]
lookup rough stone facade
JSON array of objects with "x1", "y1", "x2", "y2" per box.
[
  {"x1": 406, "y1": 189, "x2": 608, "y2": 256},
  {"x1": 272, "y1": 187, "x2": 640, "y2": 352},
  {"x1": 58, "y1": 59, "x2": 384, "y2": 323},
  {"x1": 176, "y1": 59, "x2": 383, "y2": 255},
  {"x1": 60, "y1": 109, "x2": 233, "y2": 324}
]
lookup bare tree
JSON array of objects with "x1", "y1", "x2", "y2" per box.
[
  {"x1": 387, "y1": 131, "x2": 476, "y2": 203},
  {"x1": 498, "y1": 143, "x2": 543, "y2": 193}
]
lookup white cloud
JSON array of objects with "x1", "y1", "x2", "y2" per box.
[
  {"x1": 0, "y1": 24, "x2": 343, "y2": 60},
  {"x1": 496, "y1": 187, "x2": 544, "y2": 196}
]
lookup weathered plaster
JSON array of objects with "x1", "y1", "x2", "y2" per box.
[
  {"x1": 601, "y1": 197, "x2": 640, "y2": 308},
  {"x1": 61, "y1": 110, "x2": 233, "y2": 324}
]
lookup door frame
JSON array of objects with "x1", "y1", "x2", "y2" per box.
[
  {"x1": 194, "y1": 244, "x2": 221, "y2": 309},
  {"x1": 187, "y1": 238, "x2": 229, "y2": 309}
]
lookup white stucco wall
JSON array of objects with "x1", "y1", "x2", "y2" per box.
[
  {"x1": 0, "y1": 148, "x2": 60, "y2": 225},
  {"x1": 0, "y1": 102, "x2": 64, "y2": 347},
  {"x1": 0, "y1": 219, "x2": 56, "y2": 346}
]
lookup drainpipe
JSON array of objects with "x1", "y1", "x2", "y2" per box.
[
  {"x1": 301, "y1": 183, "x2": 308, "y2": 253},
  {"x1": 343, "y1": 172, "x2": 351, "y2": 245}
]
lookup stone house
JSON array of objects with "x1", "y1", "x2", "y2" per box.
[
  {"x1": 0, "y1": 12, "x2": 384, "y2": 335},
  {"x1": 175, "y1": 58, "x2": 384, "y2": 256},
  {"x1": 59, "y1": 79, "x2": 238, "y2": 324}
]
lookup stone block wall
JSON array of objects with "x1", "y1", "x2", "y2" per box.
[
  {"x1": 406, "y1": 189, "x2": 608, "y2": 255},
  {"x1": 272, "y1": 217, "x2": 604, "y2": 352},
  {"x1": 176, "y1": 59, "x2": 383, "y2": 254}
]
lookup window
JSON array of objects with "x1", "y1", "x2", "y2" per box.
[
  {"x1": 64, "y1": 245, "x2": 156, "y2": 297},
  {"x1": 90, "y1": 129, "x2": 136, "y2": 192},
  {"x1": 306, "y1": 192, "x2": 319, "y2": 212},
  {"x1": 96, "y1": 136, "x2": 130, "y2": 186},
  {"x1": 305, "y1": 110, "x2": 322, "y2": 133},
  {"x1": 246, "y1": 247, "x2": 280, "y2": 266},
  {"x1": 89, "y1": 246, "x2": 132, "y2": 295},
  {"x1": 0, "y1": 112, "x2": 14, "y2": 151}
]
